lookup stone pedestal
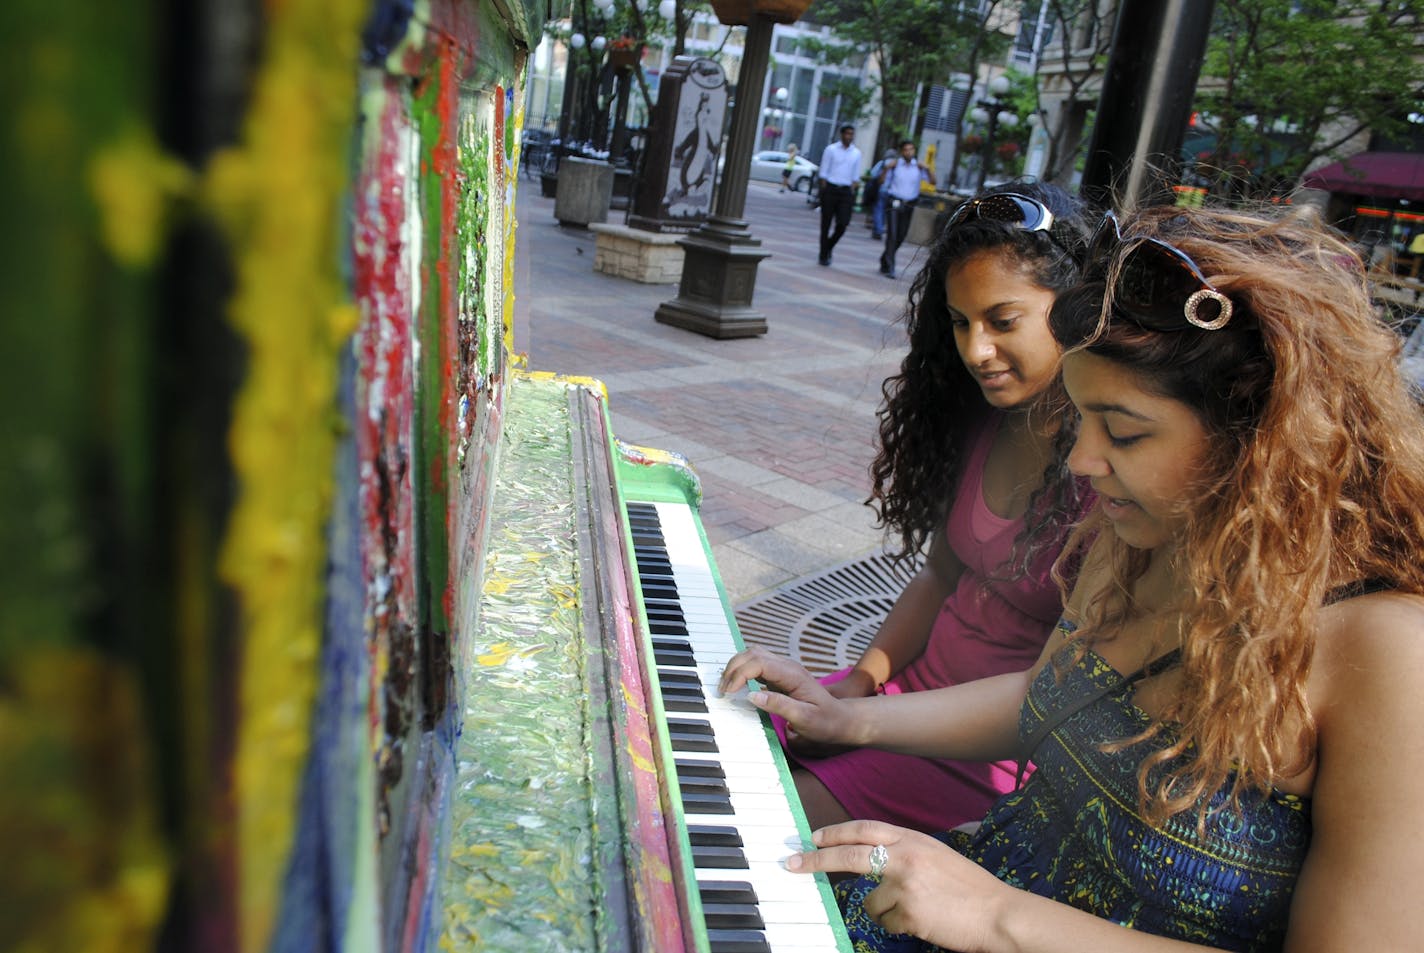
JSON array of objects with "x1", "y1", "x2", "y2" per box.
[
  {"x1": 554, "y1": 158, "x2": 614, "y2": 227},
  {"x1": 590, "y1": 223, "x2": 686, "y2": 284},
  {"x1": 654, "y1": 215, "x2": 770, "y2": 338}
]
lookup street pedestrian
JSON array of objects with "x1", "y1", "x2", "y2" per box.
[
  {"x1": 817, "y1": 124, "x2": 862, "y2": 266},
  {"x1": 781, "y1": 143, "x2": 799, "y2": 192},
  {"x1": 878, "y1": 140, "x2": 936, "y2": 278},
  {"x1": 865, "y1": 148, "x2": 897, "y2": 240}
]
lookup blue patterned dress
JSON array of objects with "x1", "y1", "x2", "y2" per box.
[{"x1": 837, "y1": 622, "x2": 1312, "y2": 952}]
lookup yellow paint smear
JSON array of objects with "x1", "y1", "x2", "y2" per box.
[{"x1": 204, "y1": 2, "x2": 365, "y2": 951}]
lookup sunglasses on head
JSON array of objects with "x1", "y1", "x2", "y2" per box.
[
  {"x1": 1085, "y1": 210, "x2": 1234, "y2": 332},
  {"x1": 945, "y1": 192, "x2": 1057, "y2": 234}
]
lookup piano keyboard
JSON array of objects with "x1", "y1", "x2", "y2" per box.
[{"x1": 626, "y1": 500, "x2": 850, "y2": 953}]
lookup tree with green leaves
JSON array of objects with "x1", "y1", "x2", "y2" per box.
[
  {"x1": 796, "y1": 0, "x2": 1011, "y2": 155},
  {"x1": 1030, "y1": 0, "x2": 1118, "y2": 184},
  {"x1": 1193, "y1": 0, "x2": 1424, "y2": 199}
]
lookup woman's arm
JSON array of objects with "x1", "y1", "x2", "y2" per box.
[
  {"x1": 827, "y1": 532, "x2": 966, "y2": 700},
  {"x1": 1279, "y1": 593, "x2": 1424, "y2": 952},
  {"x1": 719, "y1": 646, "x2": 1037, "y2": 763}
]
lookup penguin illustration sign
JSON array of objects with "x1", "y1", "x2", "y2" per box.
[{"x1": 629, "y1": 56, "x2": 728, "y2": 232}]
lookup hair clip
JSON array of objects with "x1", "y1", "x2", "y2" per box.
[{"x1": 1184, "y1": 289, "x2": 1233, "y2": 331}]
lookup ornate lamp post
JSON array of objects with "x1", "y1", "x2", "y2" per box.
[
  {"x1": 969, "y1": 74, "x2": 1017, "y2": 193},
  {"x1": 654, "y1": 0, "x2": 815, "y2": 338},
  {"x1": 773, "y1": 85, "x2": 789, "y2": 146}
]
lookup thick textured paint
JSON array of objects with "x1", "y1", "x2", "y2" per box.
[
  {"x1": 353, "y1": 80, "x2": 423, "y2": 858},
  {"x1": 200, "y1": 0, "x2": 366, "y2": 948}
]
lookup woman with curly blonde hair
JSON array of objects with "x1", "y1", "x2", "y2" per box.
[{"x1": 723, "y1": 204, "x2": 1424, "y2": 951}]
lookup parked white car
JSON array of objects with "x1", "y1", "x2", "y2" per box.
[{"x1": 726, "y1": 150, "x2": 819, "y2": 192}]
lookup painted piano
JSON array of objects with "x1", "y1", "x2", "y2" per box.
[
  {"x1": 6, "y1": 0, "x2": 849, "y2": 950},
  {"x1": 449, "y1": 372, "x2": 851, "y2": 952}
]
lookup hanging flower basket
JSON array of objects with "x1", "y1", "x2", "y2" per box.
[
  {"x1": 996, "y1": 141, "x2": 1021, "y2": 161},
  {"x1": 608, "y1": 37, "x2": 640, "y2": 70},
  {"x1": 961, "y1": 133, "x2": 984, "y2": 153}
]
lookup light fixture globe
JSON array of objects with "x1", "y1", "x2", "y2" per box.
[
  {"x1": 570, "y1": 32, "x2": 586, "y2": 48},
  {"x1": 591, "y1": 35, "x2": 607, "y2": 50},
  {"x1": 997, "y1": 111, "x2": 1018, "y2": 128},
  {"x1": 989, "y1": 74, "x2": 1011, "y2": 96},
  {"x1": 658, "y1": 0, "x2": 676, "y2": 19}
]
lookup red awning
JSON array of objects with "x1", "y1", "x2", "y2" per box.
[{"x1": 1301, "y1": 151, "x2": 1424, "y2": 201}]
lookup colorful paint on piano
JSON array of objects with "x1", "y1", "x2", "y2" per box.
[{"x1": 2, "y1": 0, "x2": 534, "y2": 950}]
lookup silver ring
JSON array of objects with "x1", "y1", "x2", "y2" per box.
[{"x1": 868, "y1": 843, "x2": 889, "y2": 879}]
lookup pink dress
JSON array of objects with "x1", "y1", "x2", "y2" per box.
[{"x1": 779, "y1": 413, "x2": 1082, "y2": 833}]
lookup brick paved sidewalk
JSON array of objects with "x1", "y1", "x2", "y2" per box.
[{"x1": 512, "y1": 179, "x2": 934, "y2": 605}]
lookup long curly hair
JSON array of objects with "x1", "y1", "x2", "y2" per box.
[
  {"x1": 869, "y1": 181, "x2": 1093, "y2": 562},
  {"x1": 1050, "y1": 203, "x2": 1424, "y2": 823}
]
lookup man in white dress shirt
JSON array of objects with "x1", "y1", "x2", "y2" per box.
[
  {"x1": 877, "y1": 139, "x2": 935, "y2": 279},
  {"x1": 816, "y1": 124, "x2": 862, "y2": 266}
]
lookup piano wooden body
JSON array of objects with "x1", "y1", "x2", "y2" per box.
[
  {"x1": 443, "y1": 373, "x2": 850, "y2": 951},
  {"x1": 3, "y1": 0, "x2": 849, "y2": 950}
]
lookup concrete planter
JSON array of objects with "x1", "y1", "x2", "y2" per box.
[{"x1": 554, "y1": 158, "x2": 614, "y2": 227}]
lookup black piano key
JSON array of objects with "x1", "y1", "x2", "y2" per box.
[
  {"x1": 675, "y1": 758, "x2": 725, "y2": 779},
  {"x1": 692, "y1": 844, "x2": 748, "y2": 869},
  {"x1": 681, "y1": 775, "x2": 729, "y2": 797},
  {"x1": 698, "y1": 880, "x2": 758, "y2": 905},
  {"x1": 668, "y1": 717, "x2": 714, "y2": 734},
  {"x1": 687, "y1": 824, "x2": 741, "y2": 847},
  {"x1": 702, "y1": 903, "x2": 765, "y2": 931},
  {"x1": 654, "y1": 647, "x2": 697, "y2": 668},
  {"x1": 658, "y1": 669, "x2": 703, "y2": 689},
  {"x1": 663, "y1": 684, "x2": 707, "y2": 706},
  {"x1": 707, "y1": 929, "x2": 772, "y2": 953},
  {"x1": 649, "y1": 621, "x2": 690, "y2": 637},
  {"x1": 668, "y1": 728, "x2": 718, "y2": 753},
  {"x1": 681, "y1": 791, "x2": 734, "y2": 814},
  {"x1": 666, "y1": 686, "x2": 712, "y2": 709}
]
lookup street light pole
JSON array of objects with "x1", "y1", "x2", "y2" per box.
[{"x1": 969, "y1": 74, "x2": 1017, "y2": 193}]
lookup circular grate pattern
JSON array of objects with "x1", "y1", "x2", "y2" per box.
[{"x1": 734, "y1": 551, "x2": 922, "y2": 676}]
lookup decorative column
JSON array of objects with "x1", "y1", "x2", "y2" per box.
[{"x1": 654, "y1": 0, "x2": 813, "y2": 339}]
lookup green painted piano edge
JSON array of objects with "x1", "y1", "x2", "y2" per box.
[{"x1": 609, "y1": 400, "x2": 854, "y2": 953}]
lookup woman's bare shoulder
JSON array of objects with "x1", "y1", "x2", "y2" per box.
[{"x1": 1313, "y1": 591, "x2": 1424, "y2": 712}]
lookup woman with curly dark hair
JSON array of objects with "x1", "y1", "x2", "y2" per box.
[{"x1": 747, "y1": 182, "x2": 1097, "y2": 835}]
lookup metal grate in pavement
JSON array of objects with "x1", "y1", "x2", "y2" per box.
[{"x1": 733, "y1": 551, "x2": 923, "y2": 676}]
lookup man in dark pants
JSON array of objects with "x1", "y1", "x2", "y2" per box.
[
  {"x1": 816, "y1": 124, "x2": 862, "y2": 266},
  {"x1": 878, "y1": 139, "x2": 935, "y2": 279}
]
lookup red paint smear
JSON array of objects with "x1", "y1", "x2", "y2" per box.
[{"x1": 352, "y1": 86, "x2": 421, "y2": 728}]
